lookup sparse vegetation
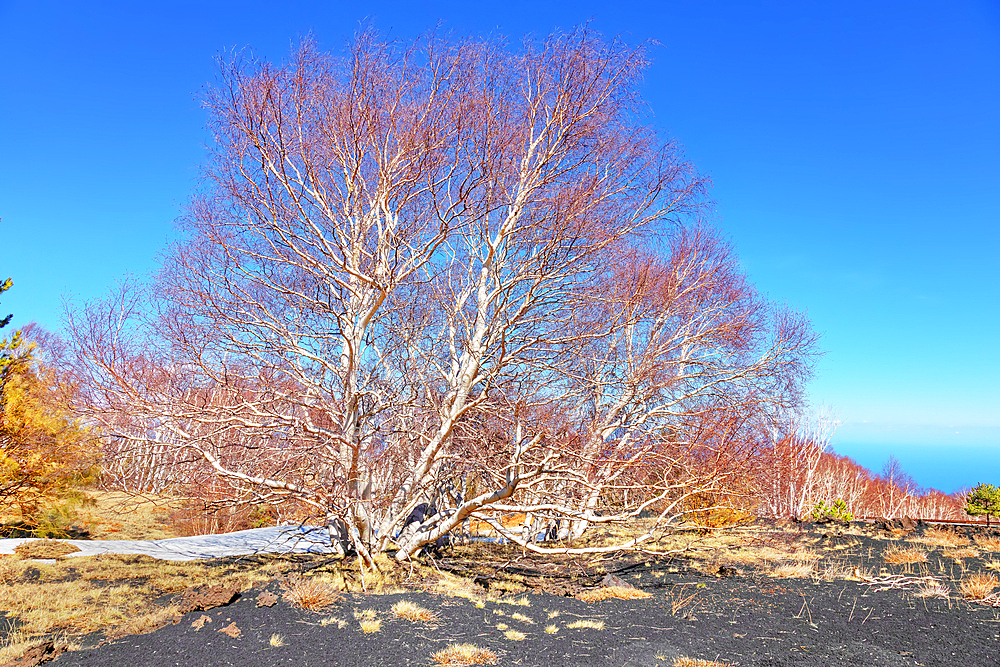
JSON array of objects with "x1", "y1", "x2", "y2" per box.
[
  {"x1": 391, "y1": 600, "x2": 439, "y2": 623},
  {"x1": 577, "y1": 585, "x2": 653, "y2": 602},
  {"x1": 917, "y1": 528, "x2": 969, "y2": 548},
  {"x1": 2, "y1": 497, "x2": 999, "y2": 666},
  {"x1": 13, "y1": 539, "x2": 81, "y2": 559},
  {"x1": 974, "y1": 535, "x2": 1000, "y2": 552},
  {"x1": 960, "y1": 573, "x2": 999, "y2": 600},
  {"x1": 914, "y1": 581, "x2": 950, "y2": 599},
  {"x1": 282, "y1": 575, "x2": 341, "y2": 612},
  {"x1": 431, "y1": 643, "x2": 498, "y2": 666},
  {"x1": 359, "y1": 617, "x2": 382, "y2": 633},
  {"x1": 769, "y1": 561, "x2": 815, "y2": 578},
  {"x1": 882, "y1": 545, "x2": 929, "y2": 566},
  {"x1": 674, "y1": 658, "x2": 734, "y2": 667},
  {"x1": 942, "y1": 547, "x2": 979, "y2": 561}
]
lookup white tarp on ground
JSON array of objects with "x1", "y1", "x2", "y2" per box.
[{"x1": 0, "y1": 526, "x2": 341, "y2": 561}]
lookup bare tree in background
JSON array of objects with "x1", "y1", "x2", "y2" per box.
[{"x1": 67, "y1": 29, "x2": 815, "y2": 562}]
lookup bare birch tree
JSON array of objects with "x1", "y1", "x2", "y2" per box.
[{"x1": 67, "y1": 28, "x2": 815, "y2": 561}]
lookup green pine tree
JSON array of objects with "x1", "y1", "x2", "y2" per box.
[{"x1": 965, "y1": 483, "x2": 1000, "y2": 528}]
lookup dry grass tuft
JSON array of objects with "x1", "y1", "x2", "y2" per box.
[
  {"x1": 544, "y1": 624, "x2": 558, "y2": 634},
  {"x1": 504, "y1": 629, "x2": 526, "y2": 640},
  {"x1": 355, "y1": 608, "x2": 381, "y2": 633},
  {"x1": 0, "y1": 556, "x2": 28, "y2": 585},
  {"x1": 960, "y1": 572, "x2": 999, "y2": 600},
  {"x1": 576, "y1": 585, "x2": 653, "y2": 602},
  {"x1": 917, "y1": 528, "x2": 969, "y2": 548},
  {"x1": 269, "y1": 633, "x2": 285, "y2": 647},
  {"x1": 434, "y1": 571, "x2": 484, "y2": 602},
  {"x1": 431, "y1": 643, "x2": 499, "y2": 665},
  {"x1": 882, "y1": 545, "x2": 928, "y2": 565},
  {"x1": 319, "y1": 616, "x2": 348, "y2": 629},
  {"x1": 0, "y1": 622, "x2": 35, "y2": 664},
  {"x1": 495, "y1": 595, "x2": 530, "y2": 607},
  {"x1": 769, "y1": 561, "x2": 814, "y2": 578},
  {"x1": 509, "y1": 611, "x2": 534, "y2": 624},
  {"x1": 985, "y1": 559, "x2": 1000, "y2": 572},
  {"x1": 282, "y1": 575, "x2": 341, "y2": 612},
  {"x1": 565, "y1": 619, "x2": 605, "y2": 630},
  {"x1": 13, "y1": 540, "x2": 82, "y2": 560},
  {"x1": 974, "y1": 535, "x2": 1000, "y2": 552},
  {"x1": 391, "y1": 600, "x2": 439, "y2": 623},
  {"x1": 914, "y1": 581, "x2": 950, "y2": 599},
  {"x1": 942, "y1": 547, "x2": 979, "y2": 560},
  {"x1": 673, "y1": 658, "x2": 734, "y2": 667},
  {"x1": 359, "y1": 617, "x2": 382, "y2": 633}
]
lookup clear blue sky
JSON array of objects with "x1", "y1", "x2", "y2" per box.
[{"x1": 2, "y1": 0, "x2": 997, "y2": 493}]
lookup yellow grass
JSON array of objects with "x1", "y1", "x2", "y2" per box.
[
  {"x1": 269, "y1": 633, "x2": 285, "y2": 647},
  {"x1": 577, "y1": 585, "x2": 653, "y2": 602},
  {"x1": 391, "y1": 600, "x2": 439, "y2": 623},
  {"x1": 509, "y1": 612, "x2": 534, "y2": 624},
  {"x1": 355, "y1": 607, "x2": 381, "y2": 632},
  {"x1": 0, "y1": 550, "x2": 304, "y2": 652},
  {"x1": 354, "y1": 608, "x2": 378, "y2": 621},
  {"x1": 71, "y1": 491, "x2": 185, "y2": 540},
  {"x1": 431, "y1": 643, "x2": 499, "y2": 666},
  {"x1": 974, "y1": 535, "x2": 1000, "y2": 552},
  {"x1": 13, "y1": 540, "x2": 81, "y2": 559},
  {"x1": 916, "y1": 528, "x2": 969, "y2": 548},
  {"x1": 769, "y1": 561, "x2": 814, "y2": 578},
  {"x1": 544, "y1": 624, "x2": 558, "y2": 634},
  {"x1": 882, "y1": 545, "x2": 928, "y2": 565},
  {"x1": 504, "y1": 629, "x2": 526, "y2": 640},
  {"x1": 942, "y1": 547, "x2": 979, "y2": 560},
  {"x1": 674, "y1": 658, "x2": 734, "y2": 667},
  {"x1": 282, "y1": 575, "x2": 341, "y2": 612},
  {"x1": 495, "y1": 595, "x2": 530, "y2": 607},
  {"x1": 566, "y1": 619, "x2": 605, "y2": 630},
  {"x1": 434, "y1": 571, "x2": 484, "y2": 602},
  {"x1": 960, "y1": 573, "x2": 999, "y2": 600},
  {"x1": 359, "y1": 618, "x2": 382, "y2": 633}
]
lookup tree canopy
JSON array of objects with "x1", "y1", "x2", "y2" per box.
[{"x1": 66, "y1": 29, "x2": 817, "y2": 561}]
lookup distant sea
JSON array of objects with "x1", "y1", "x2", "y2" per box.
[{"x1": 832, "y1": 424, "x2": 1000, "y2": 494}]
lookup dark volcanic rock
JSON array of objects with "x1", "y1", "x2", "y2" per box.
[
  {"x1": 600, "y1": 573, "x2": 632, "y2": 588},
  {"x1": 254, "y1": 590, "x2": 278, "y2": 608},
  {"x1": 0, "y1": 641, "x2": 64, "y2": 667},
  {"x1": 177, "y1": 585, "x2": 240, "y2": 614}
]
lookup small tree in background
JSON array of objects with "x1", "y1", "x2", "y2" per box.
[
  {"x1": 965, "y1": 483, "x2": 1000, "y2": 528},
  {"x1": 0, "y1": 278, "x2": 27, "y2": 375},
  {"x1": 0, "y1": 277, "x2": 99, "y2": 535}
]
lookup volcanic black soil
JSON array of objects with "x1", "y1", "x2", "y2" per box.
[{"x1": 26, "y1": 522, "x2": 1000, "y2": 666}]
